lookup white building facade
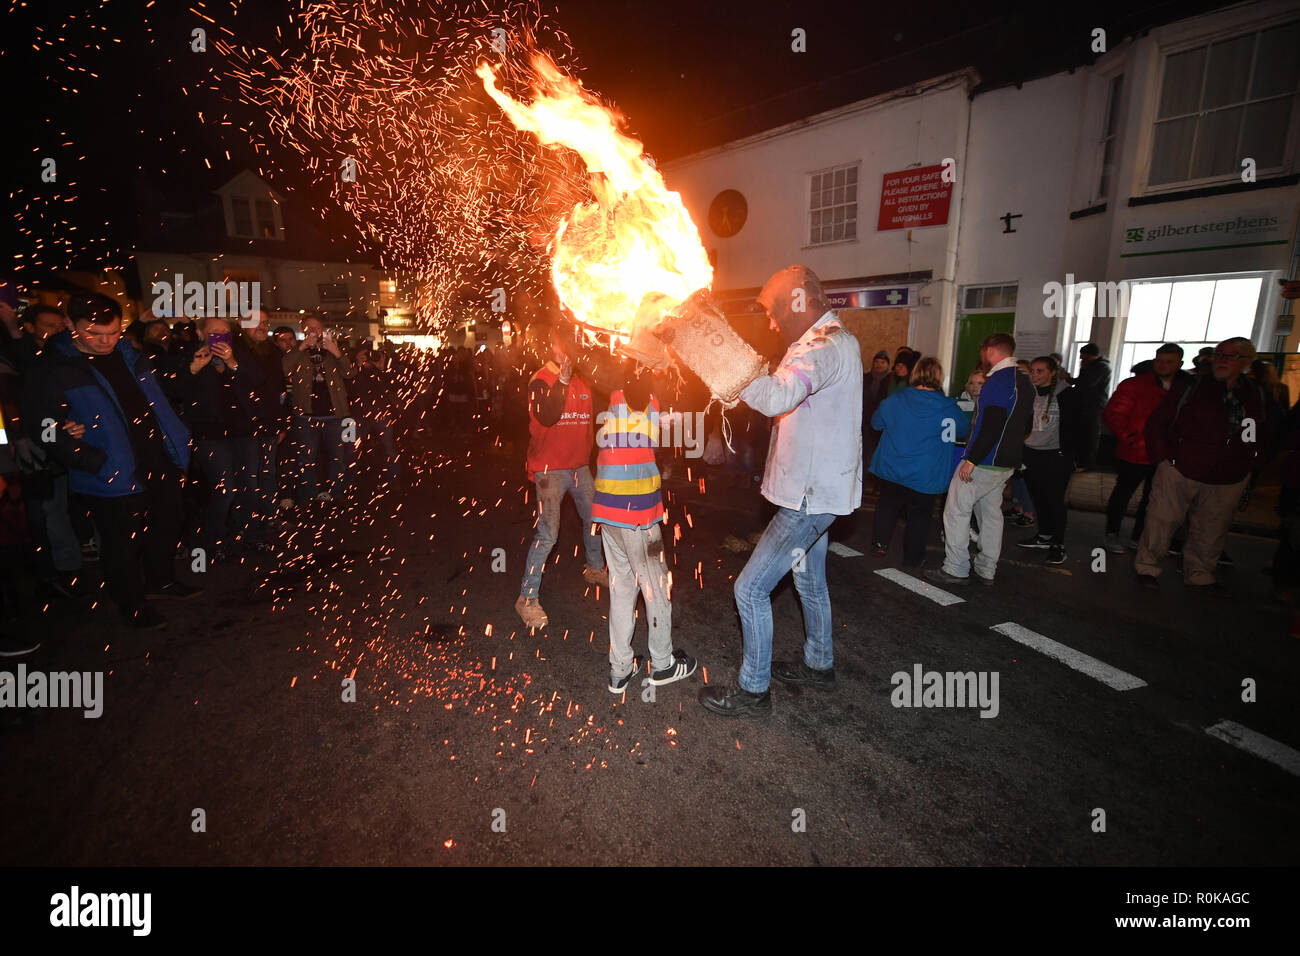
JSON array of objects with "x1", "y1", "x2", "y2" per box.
[{"x1": 663, "y1": 0, "x2": 1300, "y2": 391}]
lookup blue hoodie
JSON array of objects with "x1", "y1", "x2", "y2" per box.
[
  {"x1": 869, "y1": 387, "x2": 970, "y2": 494},
  {"x1": 23, "y1": 331, "x2": 191, "y2": 497}
]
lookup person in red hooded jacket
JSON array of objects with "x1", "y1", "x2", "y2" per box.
[{"x1": 1101, "y1": 343, "x2": 1192, "y2": 552}]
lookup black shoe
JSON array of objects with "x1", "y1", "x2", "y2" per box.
[
  {"x1": 772, "y1": 659, "x2": 835, "y2": 689},
  {"x1": 871, "y1": 542, "x2": 888, "y2": 556},
  {"x1": 649, "y1": 650, "x2": 697, "y2": 686},
  {"x1": 1014, "y1": 513, "x2": 1036, "y2": 527},
  {"x1": 924, "y1": 567, "x2": 970, "y2": 586},
  {"x1": 147, "y1": 580, "x2": 204, "y2": 601},
  {"x1": 608, "y1": 656, "x2": 642, "y2": 694},
  {"x1": 1046, "y1": 545, "x2": 1066, "y2": 565},
  {"x1": 1137, "y1": 573, "x2": 1159, "y2": 591},
  {"x1": 123, "y1": 604, "x2": 167, "y2": 630},
  {"x1": 699, "y1": 683, "x2": 772, "y2": 717},
  {"x1": 1017, "y1": 534, "x2": 1051, "y2": 550},
  {"x1": 974, "y1": 573, "x2": 995, "y2": 586},
  {"x1": 0, "y1": 633, "x2": 41, "y2": 657},
  {"x1": 1218, "y1": 552, "x2": 1234, "y2": 567},
  {"x1": 1167, "y1": 544, "x2": 1183, "y2": 557}
]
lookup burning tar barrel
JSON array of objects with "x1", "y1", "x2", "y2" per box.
[{"x1": 651, "y1": 290, "x2": 766, "y2": 404}]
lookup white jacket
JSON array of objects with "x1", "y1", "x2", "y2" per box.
[{"x1": 740, "y1": 311, "x2": 863, "y2": 515}]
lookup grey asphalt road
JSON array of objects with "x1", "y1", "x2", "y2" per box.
[{"x1": 3, "y1": 437, "x2": 1297, "y2": 866}]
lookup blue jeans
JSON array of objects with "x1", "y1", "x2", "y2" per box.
[
  {"x1": 291, "y1": 415, "x2": 350, "y2": 500},
  {"x1": 519, "y1": 466, "x2": 603, "y2": 601},
  {"x1": 736, "y1": 504, "x2": 836, "y2": 693},
  {"x1": 194, "y1": 437, "x2": 258, "y2": 550}
]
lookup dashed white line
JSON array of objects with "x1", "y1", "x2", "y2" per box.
[
  {"x1": 990, "y1": 622, "x2": 1148, "y2": 691},
  {"x1": 1205, "y1": 720, "x2": 1300, "y2": 778},
  {"x1": 829, "y1": 542, "x2": 864, "y2": 557},
  {"x1": 874, "y1": 568, "x2": 965, "y2": 606}
]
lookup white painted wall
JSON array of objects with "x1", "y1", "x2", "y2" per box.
[
  {"x1": 956, "y1": 71, "x2": 1088, "y2": 349},
  {"x1": 663, "y1": 74, "x2": 974, "y2": 360},
  {"x1": 136, "y1": 252, "x2": 387, "y2": 320}
]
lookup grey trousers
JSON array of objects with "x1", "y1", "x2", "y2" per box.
[
  {"x1": 601, "y1": 522, "x2": 673, "y2": 678},
  {"x1": 941, "y1": 466, "x2": 1013, "y2": 580}
]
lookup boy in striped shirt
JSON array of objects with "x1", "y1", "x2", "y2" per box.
[{"x1": 593, "y1": 366, "x2": 697, "y2": 694}]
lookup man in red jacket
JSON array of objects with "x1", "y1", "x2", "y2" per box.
[
  {"x1": 515, "y1": 324, "x2": 608, "y2": 630},
  {"x1": 1135, "y1": 337, "x2": 1266, "y2": 590},
  {"x1": 1102, "y1": 343, "x2": 1192, "y2": 552}
]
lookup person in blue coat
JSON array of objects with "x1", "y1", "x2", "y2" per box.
[
  {"x1": 23, "y1": 295, "x2": 200, "y2": 629},
  {"x1": 869, "y1": 356, "x2": 970, "y2": 567}
]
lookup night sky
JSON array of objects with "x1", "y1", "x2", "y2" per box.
[{"x1": 3, "y1": 0, "x2": 1231, "y2": 277}]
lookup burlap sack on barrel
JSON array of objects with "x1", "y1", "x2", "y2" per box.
[{"x1": 650, "y1": 290, "x2": 766, "y2": 404}]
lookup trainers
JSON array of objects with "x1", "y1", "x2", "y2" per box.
[
  {"x1": 147, "y1": 580, "x2": 204, "y2": 601},
  {"x1": 123, "y1": 604, "x2": 167, "y2": 630},
  {"x1": 1046, "y1": 545, "x2": 1066, "y2": 565},
  {"x1": 699, "y1": 682, "x2": 772, "y2": 717},
  {"x1": 515, "y1": 596, "x2": 547, "y2": 630},
  {"x1": 582, "y1": 565, "x2": 609, "y2": 588},
  {"x1": 1103, "y1": 533, "x2": 1125, "y2": 554},
  {"x1": 974, "y1": 573, "x2": 995, "y2": 586},
  {"x1": 0, "y1": 633, "x2": 41, "y2": 657},
  {"x1": 1014, "y1": 513, "x2": 1036, "y2": 527},
  {"x1": 871, "y1": 542, "x2": 888, "y2": 556},
  {"x1": 609, "y1": 656, "x2": 642, "y2": 694},
  {"x1": 1018, "y1": 534, "x2": 1051, "y2": 550},
  {"x1": 924, "y1": 567, "x2": 970, "y2": 586},
  {"x1": 772, "y1": 659, "x2": 835, "y2": 689},
  {"x1": 1218, "y1": 551, "x2": 1234, "y2": 567},
  {"x1": 649, "y1": 649, "x2": 698, "y2": 686}
]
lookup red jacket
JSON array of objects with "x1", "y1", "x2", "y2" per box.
[
  {"x1": 1144, "y1": 373, "x2": 1267, "y2": 485},
  {"x1": 525, "y1": 363, "x2": 594, "y2": 481},
  {"x1": 1104, "y1": 371, "x2": 1191, "y2": 464}
]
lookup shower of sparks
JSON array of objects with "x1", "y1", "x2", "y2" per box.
[
  {"x1": 10, "y1": 0, "x2": 730, "y2": 788},
  {"x1": 209, "y1": 0, "x2": 594, "y2": 334}
]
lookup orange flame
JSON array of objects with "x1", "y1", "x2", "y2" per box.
[{"x1": 478, "y1": 54, "x2": 712, "y2": 336}]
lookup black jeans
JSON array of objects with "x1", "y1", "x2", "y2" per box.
[
  {"x1": 85, "y1": 466, "x2": 185, "y2": 613},
  {"x1": 1106, "y1": 459, "x2": 1156, "y2": 539},
  {"x1": 194, "y1": 437, "x2": 258, "y2": 550},
  {"x1": 1022, "y1": 447, "x2": 1072, "y2": 546},
  {"x1": 872, "y1": 477, "x2": 936, "y2": 567}
]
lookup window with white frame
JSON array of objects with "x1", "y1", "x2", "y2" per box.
[
  {"x1": 230, "y1": 197, "x2": 253, "y2": 237},
  {"x1": 963, "y1": 284, "x2": 1018, "y2": 311},
  {"x1": 1117, "y1": 276, "x2": 1262, "y2": 375},
  {"x1": 254, "y1": 199, "x2": 277, "y2": 239},
  {"x1": 808, "y1": 163, "x2": 858, "y2": 245},
  {"x1": 1148, "y1": 19, "x2": 1300, "y2": 188},
  {"x1": 1095, "y1": 74, "x2": 1124, "y2": 199}
]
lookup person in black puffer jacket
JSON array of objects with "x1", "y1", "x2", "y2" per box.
[{"x1": 172, "y1": 317, "x2": 267, "y2": 558}]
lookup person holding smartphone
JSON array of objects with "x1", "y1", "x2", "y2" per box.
[
  {"x1": 174, "y1": 317, "x2": 267, "y2": 559},
  {"x1": 281, "y1": 314, "x2": 351, "y2": 507}
]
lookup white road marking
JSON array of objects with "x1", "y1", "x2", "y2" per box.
[
  {"x1": 989, "y1": 622, "x2": 1147, "y2": 691},
  {"x1": 1205, "y1": 720, "x2": 1300, "y2": 778},
  {"x1": 874, "y1": 568, "x2": 965, "y2": 606},
  {"x1": 829, "y1": 542, "x2": 864, "y2": 557}
]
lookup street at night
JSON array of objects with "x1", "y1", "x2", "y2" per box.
[
  {"x1": 4, "y1": 426, "x2": 1295, "y2": 866},
  {"x1": 1, "y1": 0, "x2": 1296, "y2": 936}
]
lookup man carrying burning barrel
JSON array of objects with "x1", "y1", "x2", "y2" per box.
[{"x1": 698, "y1": 266, "x2": 863, "y2": 717}]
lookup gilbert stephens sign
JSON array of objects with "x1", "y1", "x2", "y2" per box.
[
  {"x1": 877, "y1": 163, "x2": 953, "y2": 231},
  {"x1": 1120, "y1": 207, "x2": 1290, "y2": 257}
]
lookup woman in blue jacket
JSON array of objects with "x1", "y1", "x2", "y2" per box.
[{"x1": 870, "y1": 357, "x2": 970, "y2": 567}]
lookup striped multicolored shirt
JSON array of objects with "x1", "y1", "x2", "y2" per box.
[{"x1": 592, "y1": 389, "x2": 664, "y2": 529}]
